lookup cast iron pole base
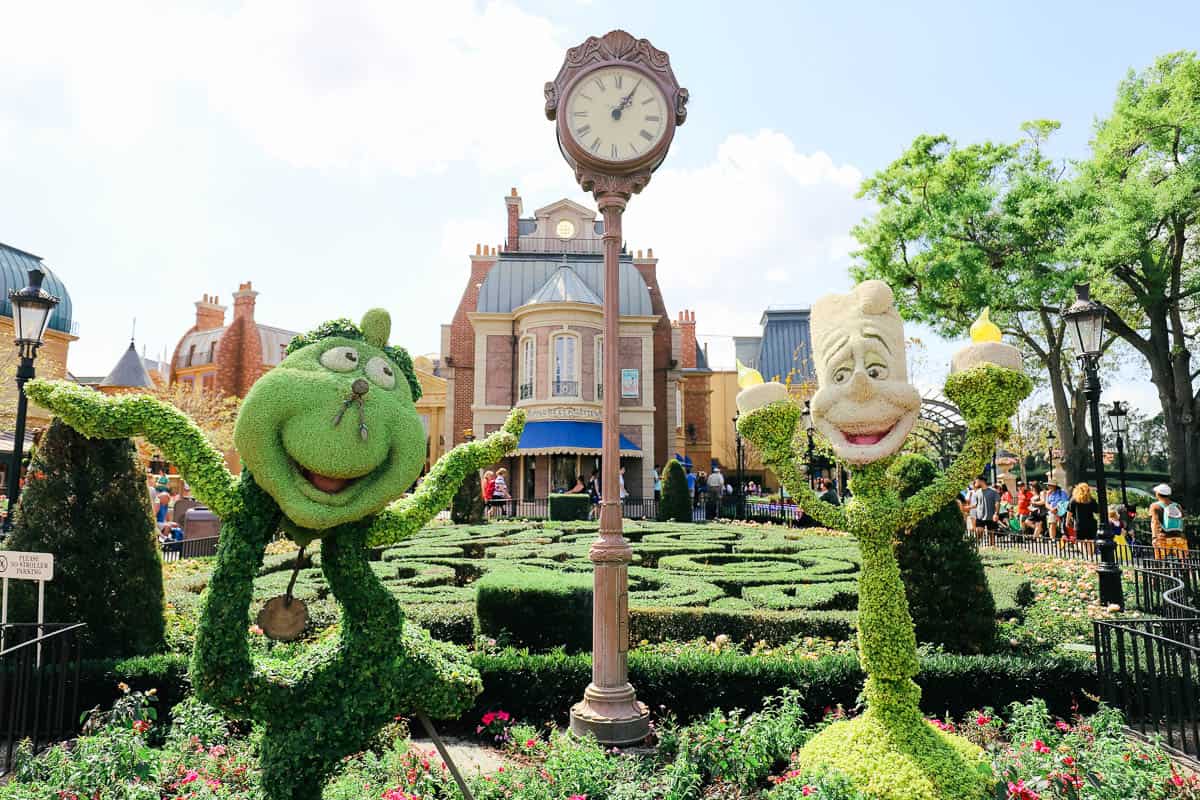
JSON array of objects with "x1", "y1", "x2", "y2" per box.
[{"x1": 569, "y1": 684, "x2": 650, "y2": 745}]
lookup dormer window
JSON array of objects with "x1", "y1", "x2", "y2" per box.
[{"x1": 555, "y1": 219, "x2": 576, "y2": 239}]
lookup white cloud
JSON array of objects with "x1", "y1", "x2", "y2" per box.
[{"x1": 625, "y1": 130, "x2": 869, "y2": 368}]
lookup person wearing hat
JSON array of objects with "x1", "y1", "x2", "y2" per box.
[
  {"x1": 154, "y1": 476, "x2": 172, "y2": 526},
  {"x1": 1150, "y1": 484, "x2": 1189, "y2": 557}
]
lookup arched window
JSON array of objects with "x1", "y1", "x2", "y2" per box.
[
  {"x1": 519, "y1": 337, "x2": 535, "y2": 400},
  {"x1": 552, "y1": 333, "x2": 579, "y2": 397}
]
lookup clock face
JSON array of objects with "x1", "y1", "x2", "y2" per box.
[
  {"x1": 555, "y1": 219, "x2": 576, "y2": 238},
  {"x1": 565, "y1": 66, "x2": 669, "y2": 163}
]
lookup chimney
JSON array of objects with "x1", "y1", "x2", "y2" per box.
[
  {"x1": 233, "y1": 281, "x2": 258, "y2": 322},
  {"x1": 677, "y1": 310, "x2": 697, "y2": 369},
  {"x1": 505, "y1": 187, "x2": 522, "y2": 251},
  {"x1": 194, "y1": 293, "x2": 226, "y2": 331}
]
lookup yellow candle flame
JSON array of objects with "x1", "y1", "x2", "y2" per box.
[
  {"x1": 736, "y1": 359, "x2": 764, "y2": 389},
  {"x1": 970, "y1": 307, "x2": 1002, "y2": 343}
]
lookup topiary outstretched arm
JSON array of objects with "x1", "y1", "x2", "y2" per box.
[
  {"x1": 25, "y1": 379, "x2": 240, "y2": 517},
  {"x1": 736, "y1": 400, "x2": 848, "y2": 531},
  {"x1": 896, "y1": 364, "x2": 1032, "y2": 530},
  {"x1": 368, "y1": 408, "x2": 526, "y2": 546}
]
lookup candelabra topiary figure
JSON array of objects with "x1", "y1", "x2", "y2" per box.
[
  {"x1": 26, "y1": 309, "x2": 524, "y2": 800},
  {"x1": 736, "y1": 281, "x2": 1029, "y2": 800}
]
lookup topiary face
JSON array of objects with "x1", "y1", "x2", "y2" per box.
[{"x1": 234, "y1": 309, "x2": 426, "y2": 532}]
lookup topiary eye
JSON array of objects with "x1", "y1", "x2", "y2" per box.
[
  {"x1": 320, "y1": 346, "x2": 360, "y2": 372},
  {"x1": 365, "y1": 356, "x2": 396, "y2": 389}
]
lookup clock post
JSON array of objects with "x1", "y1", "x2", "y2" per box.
[{"x1": 546, "y1": 29, "x2": 687, "y2": 745}]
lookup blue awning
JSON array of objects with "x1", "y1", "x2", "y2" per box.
[
  {"x1": 516, "y1": 421, "x2": 641, "y2": 457},
  {"x1": 673, "y1": 452, "x2": 693, "y2": 468}
]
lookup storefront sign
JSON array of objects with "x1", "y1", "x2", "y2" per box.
[
  {"x1": 526, "y1": 405, "x2": 602, "y2": 421},
  {"x1": 620, "y1": 369, "x2": 640, "y2": 398}
]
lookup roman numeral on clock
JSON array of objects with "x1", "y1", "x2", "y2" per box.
[
  {"x1": 590, "y1": 137, "x2": 601, "y2": 153},
  {"x1": 611, "y1": 143, "x2": 619, "y2": 159},
  {"x1": 645, "y1": 115, "x2": 660, "y2": 122},
  {"x1": 639, "y1": 129, "x2": 654, "y2": 141},
  {"x1": 614, "y1": 74, "x2": 623, "y2": 89},
  {"x1": 593, "y1": 77, "x2": 605, "y2": 91},
  {"x1": 573, "y1": 110, "x2": 588, "y2": 117},
  {"x1": 575, "y1": 124, "x2": 591, "y2": 137}
]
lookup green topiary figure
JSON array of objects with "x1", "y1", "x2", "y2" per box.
[
  {"x1": 889, "y1": 453, "x2": 996, "y2": 654},
  {"x1": 26, "y1": 309, "x2": 524, "y2": 800},
  {"x1": 737, "y1": 281, "x2": 1030, "y2": 800},
  {"x1": 3, "y1": 418, "x2": 166, "y2": 657},
  {"x1": 658, "y1": 458, "x2": 691, "y2": 522}
]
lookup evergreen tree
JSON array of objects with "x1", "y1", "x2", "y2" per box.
[
  {"x1": 3, "y1": 419, "x2": 165, "y2": 657},
  {"x1": 451, "y1": 470, "x2": 484, "y2": 524},
  {"x1": 658, "y1": 459, "x2": 691, "y2": 522},
  {"x1": 889, "y1": 453, "x2": 996, "y2": 653}
]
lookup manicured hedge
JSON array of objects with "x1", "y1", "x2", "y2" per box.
[
  {"x1": 631, "y1": 606, "x2": 857, "y2": 644},
  {"x1": 468, "y1": 648, "x2": 1098, "y2": 725},
  {"x1": 549, "y1": 493, "x2": 591, "y2": 521},
  {"x1": 476, "y1": 569, "x2": 593, "y2": 651}
]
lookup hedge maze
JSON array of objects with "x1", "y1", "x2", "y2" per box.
[{"x1": 166, "y1": 521, "x2": 1033, "y2": 651}]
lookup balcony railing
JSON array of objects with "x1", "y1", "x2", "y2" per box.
[
  {"x1": 552, "y1": 380, "x2": 579, "y2": 397},
  {"x1": 519, "y1": 383, "x2": 534, "y2": 400},
  {"x1": 505, "y1": 237, "x2": 623, "y2": 255}
]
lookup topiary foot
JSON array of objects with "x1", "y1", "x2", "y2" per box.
[{"x1": 793, "y1": 711, "x2": 993, "y2": 800}]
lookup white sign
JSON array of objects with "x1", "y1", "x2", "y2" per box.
[
  {"x1": 526, "y1": 406, "x2": 602, "y2": 421},
  {"x1": 0, "y1": 551, "x2": 54, "y2": 582}
]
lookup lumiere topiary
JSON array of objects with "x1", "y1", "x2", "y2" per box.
[
  {"x1": 26, "y1": 308, "x2": 524, "y2": 800},
  {"x1": 736, "y1": 281, "x2": 1030, "y2": 800}
]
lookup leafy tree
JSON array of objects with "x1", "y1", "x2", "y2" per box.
[
  {"x1": 3, "y1": 419, "x2": 165, "y2": 657},
  {"x1": 139, "y1": 383, "x2": 240, "y2": 463},
  {"x1": 658, "y1": 459, "x2": 691, "y2": 522},
  {"x1": 890, "y1": 453, "x2": 996, "y2": 653},
  {"x1": 852, "y1": 122, "x2": 1102, "y2": 485},
  {"x1": 1072, "y1": 50, "x2": 1200, "y2": 506}
]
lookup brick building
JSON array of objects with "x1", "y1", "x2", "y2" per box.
[
  {"x1": 169, "y1": 282, "x2": 297, "y2": 397},
  {"x1": 441, "y1": 189, "x2": 709, "y2": 499}
]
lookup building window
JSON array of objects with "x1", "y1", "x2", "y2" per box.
[
  {"x1": 519, "y1": 337, "x2": 535, "y2": 400},
  {"x1": 551, "y1": 454, "x2": 577, "y2": 493},
  {"x1": 552, "y1": 333, "x2": 579, "y2": 397},
  {"x1": 594, "y1": 335, "x2": 603, "y2": 400}
]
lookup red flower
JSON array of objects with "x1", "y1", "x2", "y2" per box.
[
  {"x1": 1032, "y1": 739, "x2": 1050, "y2": 754},
  {"x1": 180, "y1": 770, "x2": 199, "y2": 785},
  {"x1": 976, "y1": 714, "x2": 992, "y2": 726},
  {"x1": 481, "y1": 712, "x2": 496, "y2": 726},
  {"x1": 1007, "y1": 779, "x2": 1041, "y2": 800},
  {"x1": 525, "y1": 738, "x2": 537, "y2": 748},
  {"x1": 132, "y1": 719, "x2": 151, "y2": 734}
]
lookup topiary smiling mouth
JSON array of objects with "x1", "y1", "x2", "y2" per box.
[{"x1": 301, "y1": 468, "x2": 357, "y2": 494}]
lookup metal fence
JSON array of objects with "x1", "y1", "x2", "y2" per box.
[
  {"x1": 161, "y1": 535, "x2": 220, "y2": 562},
  {"x1": 971, "y1": 528, "x2": 1198, "y2": 569},
  {"x1": 480, "y1": 496, "x2": 814, "y2": 525},
  {"x1": 1094, "y1": 555, "x2": 1200, "y2": 759},
  {"x1": 0, "y1": 623, "x2": 86, "y2": 775}
]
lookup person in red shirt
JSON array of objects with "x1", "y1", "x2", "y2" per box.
[
  {"x1": 1016, "y1": 481, "x2": 1033, "y2": 532},
  {"x1": 482, "y1": 469, "x2": 496, "y2": 502}
]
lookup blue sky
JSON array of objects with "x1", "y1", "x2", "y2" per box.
[{"x1": 0, "y1": 0, "x2": 1194, "y2": 411}]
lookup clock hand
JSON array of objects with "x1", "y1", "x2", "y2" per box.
[{"x1": 611, "y1": 78, "x2": 642, "y2": 120}]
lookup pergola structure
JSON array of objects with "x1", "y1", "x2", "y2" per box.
[{"x1": 908, "y1": 391, "x2": 968, "y2": 469}]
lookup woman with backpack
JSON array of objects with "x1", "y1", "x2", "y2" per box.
[{"x1": 1150, "y1": 484, "x2": 1189, "y2": 557}]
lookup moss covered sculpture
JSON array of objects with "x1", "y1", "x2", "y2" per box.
[
  {"x1": 26, "y1": 309, "x2": 524, "y2": 800},
  {"x1": 736, "y1": 281, "x2": 1030, "y2": 800}
]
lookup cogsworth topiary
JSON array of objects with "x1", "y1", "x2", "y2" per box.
[
  {"x1": 27, "y1": 309, "x2": 524, "y2": 800},
  {"x1": 736, "y1": 281, "x2": 1030, "y2": 800}
]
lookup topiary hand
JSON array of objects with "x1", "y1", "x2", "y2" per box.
[
  {"x1": 367, "y1": 408, "x2": 526, "y2": 546},
  {"x1": 737, "y1": 399, "x2": 848, "y2": 531},
  {"x1": 897, "y1": 364, "x2": 1032, "y2": 529},
  {"x1": 24, "y1": 379, "x2": 240, "y2": 517}
]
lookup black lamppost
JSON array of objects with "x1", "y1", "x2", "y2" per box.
[
  {"x1": 4, "y1": 268, "x2": 60, "y2": 533},
  {"x1": 1046, "y1": 429, "x2": 1055, "y2": 478},
  {"x1": 1107, "y1": 401, "x2": 1129, "y2": 510},
  {"x1": 803, "y1": 399, "x2": 816, "y2": 488},
  {"x1": 732, "y1": 414, "x2": 745, "y2": 519},
  {"x1": 1062, "y1": 283, "x2": 1121, "y2": 608}
]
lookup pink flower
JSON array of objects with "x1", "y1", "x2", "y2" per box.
[
  {"x1": 1172, "y1": 774, "x2": 1185, "y2": 787},
  {"x1": 181, "y1": 770, "x2": 199, "y2": 785},
  {"x1": 1032, "y1": 739, "x2": 1050, "y2": 754},
  {"x1": 525, "y1": 738, "x2": 537, "y2": 748},
  {"x1": 569, "y1": 795, "x2": 587, "y2": 800},
  {"x1": 496, "y1": 710, "x2": 511, "y2": 722},
  {"x1": 1055, "y1": 721, "x2": 1071, "y2": 732},
  {"x1": 1007, "y1": 780, "x2": 1040, "y2": 800},
  {"x1": 209, "y1": 744, "x2": 227, "y2": 758},
  {"x1": 1060, "y1": 755, "x2": 1074, "y2": 767},
  {"x1": 481, "y1": 712, "x2": 497, "y2": 726},
  {"x1": 976, "y1": 714, "x2": 991, "y2": 726}
]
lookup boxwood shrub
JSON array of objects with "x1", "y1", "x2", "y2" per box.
[
  {"x1": 476, "y1": 569, "x2": 593, "y2": 651},
  {"x1": 549, "y1": 493, "x2": 591, "y2": 521}
]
